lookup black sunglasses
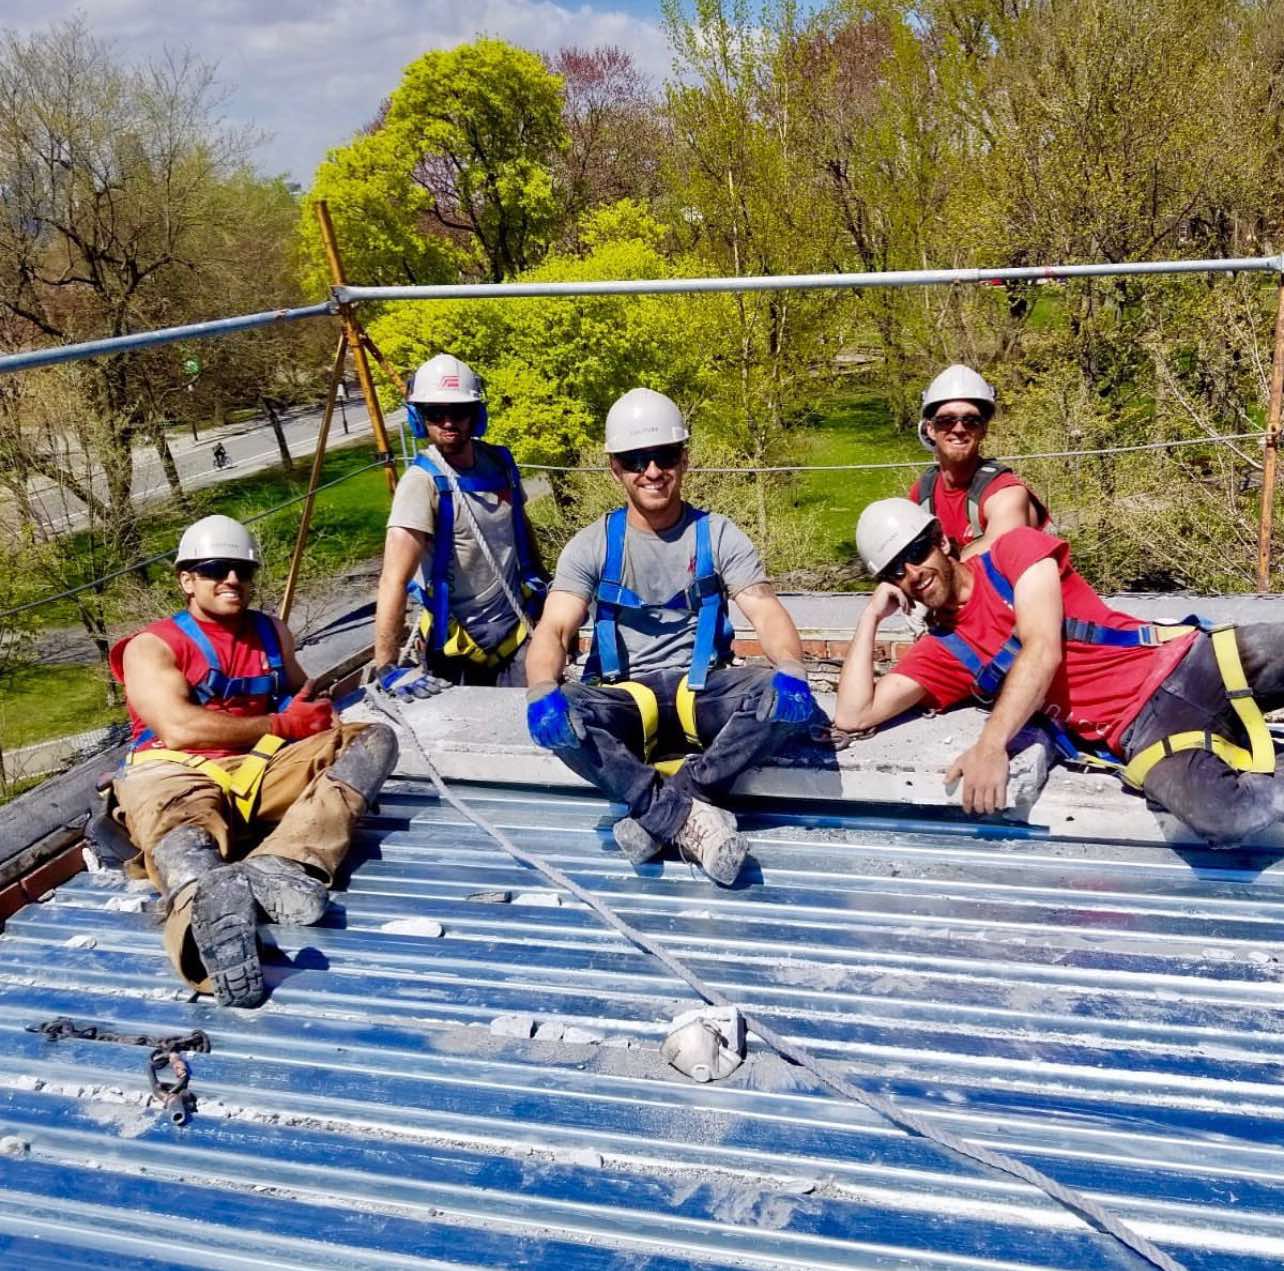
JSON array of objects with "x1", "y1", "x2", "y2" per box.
[
  {"x1": 929, "y1": 412, "x2": 986, "y2": 430},
  {"x1": 878, "y1": 531, "x2": 937, "y2": 583},
  {"x1": 615, "y1": 443, "x2": 686, "y2": 474},
  {"x1": 187, "y1": 558, "x2": 259, "y2": 582},
  {"x1": 422, "y1": 403, "x2": 475, "y2": 423}
]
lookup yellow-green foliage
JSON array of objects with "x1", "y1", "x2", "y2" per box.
[{"x1": 368, "y1": 201, "x2": 724, "y2": 465}]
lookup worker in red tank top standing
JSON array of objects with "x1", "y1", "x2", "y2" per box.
[
  {"x1": 907, "y1": 364, "x2": 1049, "y2": 558},
  {"x1": 108, "y1": 515, "x2": 399, "y2": 1008}
]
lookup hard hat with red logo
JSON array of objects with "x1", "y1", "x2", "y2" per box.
[{"x1": 406, "y1": 353, "x2": 487, "y2": 438}]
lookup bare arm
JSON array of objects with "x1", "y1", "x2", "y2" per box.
[
  {"x1": 123, "y1": 633, "x2": 277, "y2": 752},
  {"x1": 732, "y1": 582, "x2": 804, "y2": 667},
  {"x1": 374, "y1": 526, "x2": 427, "y2": 667},
  {"x1": 526, "y1": 590, "x2": 590, "y2": 685},
  {"x1": 834, "y1": 583, "x2": 929, "y2": 730},
  {"x1": 271, "y1": 619, "x2": 310, "y2": 694},
  {"x1": 946, "y1": 557, "x2": 1063, "y2": 812},
  {"x1": 960, "y1": 486, "x2": 1035, "y2": 560}
]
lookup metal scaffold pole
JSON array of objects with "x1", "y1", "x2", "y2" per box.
[
  {"x1": 314, "y1": 200, "x2": 399, "y2": 495},
  {"x1": 1257, "y1": 275, "x2": 1284, "y2": 592},
  {"x1": 279, "y1": 333, "x2": 348, "y2": 623}
]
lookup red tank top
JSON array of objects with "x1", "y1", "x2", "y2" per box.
[{"x1": 109, "y1": 611, "x2": 281, "y2": 759}]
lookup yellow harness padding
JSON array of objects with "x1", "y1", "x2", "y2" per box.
[
  {"x1": 418, "y1": 608, "x2": 530, "y2": 669},
  {"x1": 1120, "y1": 625, "x2": 1276, "y2": 790},
  {"x1": 127, "y1": 733, "x2": 288, "y2": 822},
  {"x1": 614, "y1": 675, "x2": 702, "y2": 774}
]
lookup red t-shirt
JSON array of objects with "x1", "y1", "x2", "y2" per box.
[
  {"x1": 109, "y1": 611, "x2": 281, "y2": 759},
  {"x1": 892, "y1": 529, "x2": 1194, "y2": 752},
  {"x1": 908, "y1": 468, "x2": 1033, "y2": 546}
]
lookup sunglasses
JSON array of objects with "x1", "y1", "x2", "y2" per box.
[
  {"x1": 422, "y1": 404, "x2": 475, "y2": 424},
  {"x1": 929, "y1": 412, "x2": 986, "y2": 430},
  {"x1": 187, "y1": 559, "x2": 259, "y2": 582},
  {"x1": 878, "y1": 531, "x2": 937, "y2": 583},
  {"x1": 615, "y1": 444, "x2": 686, "y2": 474}
]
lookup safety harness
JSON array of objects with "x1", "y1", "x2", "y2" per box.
[
  {"x1": 408, "y1": 446, "x2": 545, "y2": 668},
  {"x1": 125, "y1": 610, "x2": 290, "y2": 822},
  {"x1": 931, "y1": 553, "x2": 1276, "y2": 790},
  {"x1": 583, "y1": 505, "x2": 736, "y2": 770},
  {"x1": 918, "y1": 459, "x2": 1049, "y2": 541}
]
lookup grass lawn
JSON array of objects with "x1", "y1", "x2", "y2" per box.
[
  {"x1": 14, "y1": 444, "x2": 393, "y2": 630},
  {"x1": 784, "y1": 388, "x2": 927, "y2": 564},
  {"x1": 0, "y1": 663, "x2": 124, "y2": 750}
]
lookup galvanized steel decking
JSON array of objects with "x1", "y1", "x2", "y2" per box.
[{"x1": 0, "y1": 780, "x2": 1282, "y2": 1269}]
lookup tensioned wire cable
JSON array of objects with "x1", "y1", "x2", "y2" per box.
[
  {"x1": 0, "y1": 460, "x2": 385, "y2": 620},
  {"x1": 6, "y1": 427, "x2": 1267, "y2": 619},
  {"x1": 516, "y1": 430, "x2": 1267, "y2": 472},
  {"x1": 367, "y1": 690, "x2": 1188, "y2": 1271}
]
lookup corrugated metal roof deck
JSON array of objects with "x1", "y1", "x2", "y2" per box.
[{"x1": 0, "y1": 780, "x2": 1282, "y2": 1270}]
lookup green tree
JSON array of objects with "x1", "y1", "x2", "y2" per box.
[
  {"x1": 0, "y1": 19, "x2": 315, "y2": 662},
  {"x1": 304, "y1": 39, "x2": 569, "y2": 289},
  {"x1": 369, "y1": 200, "x2": 720, "y2": 467}
]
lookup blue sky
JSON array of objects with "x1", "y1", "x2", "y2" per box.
[{"x1": 5, "y1": 2, "x2": 672, "y2": 185}]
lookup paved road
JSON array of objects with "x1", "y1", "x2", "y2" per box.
[{"x1": 12, "y1": 397, "x2": 411, "y2": 532}]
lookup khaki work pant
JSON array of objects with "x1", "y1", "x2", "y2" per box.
[{"x1": 112, "y1": 723, "x2": 373, "y2": 992}]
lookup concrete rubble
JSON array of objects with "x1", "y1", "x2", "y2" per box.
[{"x1": 343, "y1": 679, "x2": 1284, "y2": 851}]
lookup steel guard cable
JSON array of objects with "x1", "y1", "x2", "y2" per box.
[{"x1": 367, "y1": 692, "x2": 1187, "y2": 1271}]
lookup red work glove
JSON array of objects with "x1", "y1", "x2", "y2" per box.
[{"x1": 270, "y1": 680, "x2": 335, "y2": 741}]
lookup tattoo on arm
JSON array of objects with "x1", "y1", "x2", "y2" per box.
[{"x1": 734, "y1": 582, "x2": 775, "y2": 601}]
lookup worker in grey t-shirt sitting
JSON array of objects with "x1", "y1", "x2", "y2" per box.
[
  {"x1": 373, "y1": 354, "x2": 547, "y2": 697},
  {"x1": 524, "y1": 387, "x2": 819, "y2": 887}
]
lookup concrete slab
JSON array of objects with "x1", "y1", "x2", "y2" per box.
[
  {"x1": 344, "y1": 685, "x2": 1284, "y2": 852},
  {"x1": 753, "y1": 590, "x2": 1284, "y2": 639}
]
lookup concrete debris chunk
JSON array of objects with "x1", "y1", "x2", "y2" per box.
[
  {"x1": 379, "y1": 918, "x2": 444, "y2": 938},
  {"x1": 64, "y1": 935, "x2": 96, "y2": 950},
  {"x1": 661, "y1": 1006, "x2": 746, "y2": 1082},
  {"x1": 105, "y1": 894, "x2": 148, "y2": 913},
  {"x1": 490, "y1": 1014, "x2": 536, "y2": 1039},
  {"x1": 514, "y1": 892, "x2": 562, "y2": 907},
  {"x1": 466, "y1": 890, "x2": 512, "y2": 904},
  {"x1": 534, "y1": 1020, "x2": 566, "y2": 1041},
  {"x1": 562, "y1": 1026, "x2": 606, "y2": 1045},
  {"x1": 0, "y1": 1136, "x2": 28, "y2": 1157},
  {"x1": 553, "y1": 1147, "x2": 603, "y2": 1170},
  {"x1": 81, "y1": 847, "x2": 102, "y2": 874}
]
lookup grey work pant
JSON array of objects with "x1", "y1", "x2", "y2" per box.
[
  {"x1": 1121, "y1": 625, "x2": 1284, "y2": 845},
  {"x1": 556, "y1": 666, "x2": 801, "y2": 842}
]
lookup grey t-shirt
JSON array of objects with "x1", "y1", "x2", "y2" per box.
[
  {"x1": 553, "y1": 505, "x2": 767, "y2": 677},
  {"x1": 387, "y1": 444, "x2": 525, "y2": 649}
]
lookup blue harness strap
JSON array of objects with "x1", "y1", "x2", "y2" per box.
[
  {"x1": 933, "y1": 551, "x2": 1212, "y2": 764},
  {"x1": 134, "y1": 610, "x2": 286, "y2": 750},
  {"x1": 410, "y1": 448, "x2": 543, "y2": 653},
  {"x1": 586, "y1": 506, "x2": 734, "y2": 689}
]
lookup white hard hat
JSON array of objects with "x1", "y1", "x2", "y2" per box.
[
  {"x1": 408, "y1": 353, "x2": 483, "y2": 404},
  {"x1": 855, "y1": 498, "x2": 938, "y2": 578},
  {"x1": 175, "y1": 515, "x2": 261, "y2": 567},
  {"x1": 921, "y1": 363, "x2": 996, "y2": 421},
  {"x1": 604, "y1": 387, "x2": 690, "y2": 454}
]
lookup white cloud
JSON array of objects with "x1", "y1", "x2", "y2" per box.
[{"x1": 2, "y1": 1, "x2": 670, "y2": 184}]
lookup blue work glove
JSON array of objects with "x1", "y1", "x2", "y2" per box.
[
  {"x1": 758, "y1": 661, "x2": 817, "y2": 725},
  {"x1": 526, "y1": 682, "x2": 585, "y2": 750},
  {"x1": 375, "y1": 663, "x2": 452, "y2": 701}
]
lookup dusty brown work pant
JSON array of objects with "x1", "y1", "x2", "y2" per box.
[{"x1": 112, "y1": 724, "x2": 372, "y2": 992}]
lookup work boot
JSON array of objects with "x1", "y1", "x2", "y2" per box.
[
  {"x1": 243, "y1": 855, "x2": 330, "y2": 926},
  {"x1": 612, "y1": 817, "x2": 663, "y2": 865},
  {"x1": 151, "y1": 824, "x2": 221, "y2": 907},
  {"x1": 674, "y1": 800, "x2": 749, "y2": 887},
  {"x1": 326, "y1": 724, "x2": 399, "y2": 807},
  {"x1": 189, "y1": 865, "x2": 265, "y2": 1009}
]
